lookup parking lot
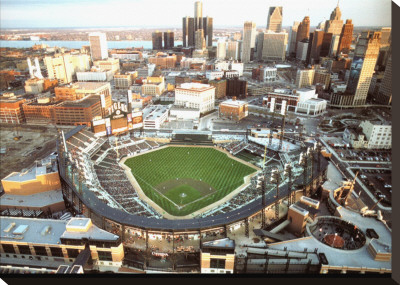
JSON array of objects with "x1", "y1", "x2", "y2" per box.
[
  {"x1": 333, "y1": 148, "x2": 391, "y2": 163},
  {"x1": 352, "y1": 168, "x2": 392, "y2": 207}
]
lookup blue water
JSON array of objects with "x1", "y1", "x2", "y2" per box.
[{"x1": 0, "y1": 40, "x2": 183, "y2": 50}]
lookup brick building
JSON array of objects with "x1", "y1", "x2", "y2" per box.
[{"x1": 219, "y1": 97, "x2": 248, "y2": 121}]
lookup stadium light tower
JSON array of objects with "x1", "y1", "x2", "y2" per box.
[
  {"x1": 299, "y1": 151, "x2": 308, "y2": 196},
  {"x1": 314, "y1": 141, "x2": 323, "y2": 190},
  {"x1": 257, "y1": 175, "x2": 266, "y2": 228},
  {"x1": 270, "y1": 168, "x2": 280, "y2": 220},
  {"x1": 284, "y1": 163, "x2": 294, "y2": 206},
  {"x1": 307, "y1": 146, "x2": 314, "y2": 195},
  {"x1": 278, "y1": 100, "x2": 287, "y2": 151}
]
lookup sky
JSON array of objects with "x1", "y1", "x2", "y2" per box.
[{"x1": 0, "y1": 0, "x2": 392, "y2": 29}]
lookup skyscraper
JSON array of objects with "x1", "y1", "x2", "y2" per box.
[
  {"x1": 194, "y1": 1, "x2": 203, "y2": 31},
  {"x1": 217, "y1": 40, "x2": 226, "y2": 59},
  {"x1": 266, "y1": 7, "x2": 283, "y2": 32},
  {"x1": 227, "y1": 41, "x2": 240, "y2": 60},
  {"x1": 337, "y1": 19, "x2": 353, "y2": 55},
  {"x1": 188, "y1": 17, "x2": 195, "y2": 46},
  {"x1": 329, "y1": 35, "x2": 340, "y2": 56},
  {"x1": 164, "y1": 31, "x2": 174, "y2": 50},
  {"x1": 320, "y1": 32, "x2": 333, "y2": 57},
  {"x1": 376, "y1": 52, "x2": 391, "y2": 105},
  {"x1": 182, "y1": 3, "x2": 213, "y2": 48},
  {"x1": 242, "y1": 21, "x2": 257, "y2": 63},
  {"x1": 295, "y1": 16, "x2": 310, "y2": 52},
  {"x1": 261, "y1": 31, "x2": 288, "y2": 62},
  {"x1": 152, "y1": 31, "x2": 163, "y2": 50},
  {"x1": 347, "y1": 31, "x2": 381, "y2": 106},
  {"x1": 203, "y1": 16, "x2": 213, "y2": 47},
  {"x1": 182, "y1": 17, "x2": 190, "y2": 47},
  {"x1": 324, "y1": 3, "x2": 344, "y2": 36},
  {"x1": 89, "y1": 32, "x2": 108, "y2": 61},
  {"x1": 309, "y1": 30, "x2": 324, "y2": 64},
  {"x1": 195, "y1": 29, "x2": 206, "y2": 50},
  {"x1": 380, "y1": 27, "x2": 391, "y2": 47},
  {"x1": 256, "y1": 31, "x2": 265, "y2": 60},
  {"x1": 288, "y1": 21, "x2": 300, "y2": 56}
]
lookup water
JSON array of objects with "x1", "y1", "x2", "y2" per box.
[{"x1": 0, "y1": 40, "x2": 183, "y2": 50}]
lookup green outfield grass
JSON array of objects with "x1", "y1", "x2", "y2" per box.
[{"x1": 124, "y1": 146, "x2": 256, "y2": 216}]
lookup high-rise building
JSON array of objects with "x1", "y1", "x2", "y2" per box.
[
  {"x1": 288, "y1": 21, "x2": 300, "y2": 56},
  {"x1": 337, "y1": 19, "x2": 353, "y2": 55},
  {"x1": 188, "y1": 17, "x2": 195, "y2": 46},
  {"x1": 324, "y1": 3, "x2": 344, "y2": 36},
  {"x1": 261, "y1": 31, "x2": 288, "y2": 62},
  {"x1": 194, "y1": 1, "x2": 203, "y2": 31},
  {"x1": 256, "y1": 31, "x2": 265, "y2": 61},
  {"x1": 89, "y1": 32, "x2": 108, "y2": 61},
  {"x1": 376, "y1": 52, "x2": 391, "y2": 105},
  {"x1": 296, "y1": 40, "x2": 309, "y2": 61},
  {"x1": 227, "y1": 41, "x2": 240, "y2": 60},
  {"x1": 347, "y1": 31, "x2": 381, "y2": 106},
  {"x1": 309, "y1": 30, "x2": 324, "y2": 64},
  {"x1": 380, "y1": 27, "x2": 391, "y2": 47},
  {"x1": 295, "y1": 16, "x2": 310, "y2": 51},
  {"x1": 317, "y1": 21, "x2": 326, "y2": 31},
  {"x1": 242, "y1": 21, "x2": 257, "y2": 63},
  {"x1": 329, "y1": 35, "x2": 340, "y2": 56},
  {"x1": 295, "y1": 68, "x2": 315, "y2": 88},
  {"x1": 44, "y1": 54, "x2": 75, "y2": 84},
  {"x1": 203, "y1": 16, "x2": 213, "y2": 47},
  {"x1": 195, "y1": 29, "x2": 206, "y2": 50},
  {"x1": 266, "y1": 7, "x2": 283, "y2": 32},
  {"x1": 152, "y1": 31, "x2": 163, "y2": 50},
  {"x1": 217, "y1": 40, "x2": 227, "y2": 59},
  {"x1": 320, "y1": 32, "x2": 333, "y2": 57},
  {"x1": 182, "y1": 17, "x2": 190, "y2": 47},
  {"x1": 164, "y1": 31, "x2": 174, "y2": 49}
]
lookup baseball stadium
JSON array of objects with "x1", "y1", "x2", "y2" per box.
[{"x1": 57, "y1": 125, "x2": 330, "y2": 272}]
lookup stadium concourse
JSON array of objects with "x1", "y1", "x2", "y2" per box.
[{"x1": 56, "y1": 125, "x2": 329, "y2": 272}]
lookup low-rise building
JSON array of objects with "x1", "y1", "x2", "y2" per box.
[
  {"x1": 175, "y1": 83, "x2": 215, "y2": 115},
  {"x1": 0, "y1": 217, "x2": 123, "y2": 272},
  {"x1": 200, "y1": 238, "x2": 235, "y2": 274},
  {"x1": 209, "y1": 79, "x2": 227, "y2": 99},
  {"x1": 148, "y1": 52, "x2": 177, "y2": 69},
  {"x1": 0, "y1": 94, "x2": 27, "y2": 124},
  {"x1": 76, "y1": 67, "x2": 113, "y2": 82},
  {"x1": 219, "y1": 97, "x2": 248, "y2": 121},
  {"x1": 359, "y1": 120, "x2": 391, "y2": 149},
  {"x1": 93, "y1": 58, "x2": 120, "y2": 74},
  {"x1": 142, "y1": 104, "x2": 171, "y2": 129},
  {"x1": 114, "y1": 74, "x2": 132, "y2": 89}
]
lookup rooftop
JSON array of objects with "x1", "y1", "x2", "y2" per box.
[
  {"x1": 202, "y1": 238, "x2": 235, "y2": 249},
  {"x1": 0, "y1": 216, "x2": 120, "y2": 245},
  {"x1": 177, "y1": 82, "x2": 214, "y2": 92},
  {"x1": 0, "y1": 189, "x2": 63, "y2": 208},
  {"x1": 220, "y1": 99, "x2": 247, "y2": 107},
  {"x1": 68, "y1": 81, "x2": 110, "y2": 91},
  {"x1": 58, "y1": 95, "x2": 100, "y2": 108}
]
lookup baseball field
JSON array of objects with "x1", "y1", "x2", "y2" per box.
[{"x1": 124, "y1": 146, "x2": 257, "y2": 216}]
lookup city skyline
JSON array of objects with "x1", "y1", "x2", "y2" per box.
[{"x1": 0, "y1": 0, "x2": 391, "y2": 29}]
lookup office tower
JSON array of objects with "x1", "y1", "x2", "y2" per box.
[
  {"x1": 182, "y1": 17, "x2": 190, "y2": 47},
  {"x1": 152, "y1": 31, "x2": 163, "y2": 50},
  {"x1": 242, "y1": 21, "x2": 256, "y2": 63},
  {"x1": 324, "y1": 3, "x2": 344, "y2": 36},
  {"x1": 347, "y1": 31, "x2": 381, "y2": 106},
  {"x1": 188, "y1": 17, "x2": 195, "y2": 46},
  {"x1": 376, "y1": 52, "x2": 391, "y2": 105},
  {"x1": 317, "y1": 21, "x2": 326, "y2": 31},
  {"x1": 164, "y1": 31, "x2": 174, "y2": 49},
  {"x1": 320, "y1": 32, "x2": 333, "y2": 57},
  {"x1": 233, "y1": 32, "x2": 242, "y2": 41},
  {"x1": 266, "y1": 7, "x2": 283, "y2": 32},
  {"x1": 89, "y1": 32, "x2": 108, "y2": 61},
  {"x1": 380, "y1": 27, "x2": 391, "y2": 47},
  {"x1": 295, "y1": 68, "x2": 315, "y2": 88},
  {"x1": 329, "y1": 35, "x2": 340, "y2": 56},
  {"x1": 256, "y1": 32, "x2": 265, "y2": 60},
  {"x1": 261, "y1": 31, "x2": 288, "y2": 62},
  {"x1": 217, "y1": 40, "x2": 227, "y2": 59},
  {"x1": 305, "y1": 32, "x2": 314, "y2": 65},
  {"x1": 203, "y1": 17, "x2": 213, "y2": 47},
  {"x1": 295, "y1": 16, "x2": 310, "y2": 51},
  {"x1": 44, "y1": 54, "x2": 75, "y2": 84},
  {"x1": 195, "y1": 29, "x2": 206, "y2": 50},
  {"x1": 227, "y1": 41, "x2": 239, "y2": 60},
  {"x1": 309, "y1": 30, "x2": 324, "y2": 64},
  {"x1": 337, "y1": 19, "x2": 353, "y2": 55},
  {"x1": 288, "y1": 21, "x2": 300, "y2": 55},
  {"x1": 296, "y1": 40, "x2": 309, "y2": 61},
  {"x1": 194, "y1": 1, "x2": 203, "y2": 31}
]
